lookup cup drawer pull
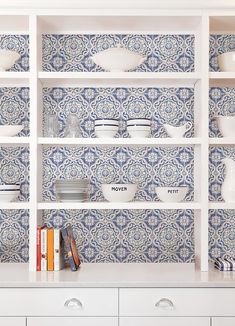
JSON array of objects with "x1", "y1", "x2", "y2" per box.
[
  {"x1": 155, "y1": 298, "x2": 174, "y2": 310},
  {"x1": 64, "y1": 298, "x2": 83, "y2": 310}
]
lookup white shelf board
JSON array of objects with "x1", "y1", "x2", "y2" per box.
[
  {"x1": 209, "y1": 138, "x2": 235, "y2": 145},
  {"x1": 38, "y1": 137, "x2": 202, "y2": 146},
  {"x1": 0, "y1": 202, "x2": 30, "y2": 210},
  {"x1": 209, "y1": 72, "x2": 235, "y2": 87},
  {"x1": 38, "y1": 72, "x2": 201, "y2": 87},
  {"x1": 209, "y1": 202, "x2": 235, "y2": 210},
  {"x1": 38, "y1": 201, "x2": 201, "y2": 210},
  {"x1": 0, "y1": 137, "x2": 30, "y2": 145},
  {"x1": 0, "y1": 72, "x2": 30, "y2": 87}
]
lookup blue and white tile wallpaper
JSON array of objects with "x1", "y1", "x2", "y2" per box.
[
  {"x1": 210, "y1": 34, "x2": 235, "y2": 72},
  {"x1": 0, "y1": 87, "x2": 30, "y2": 137},
  {"x1": 209, "y1": 209, "x2": 235, "y2": 261},
  {"x1": 43, "y1": 87, "x2": 194, "y2": 138},
  {"x1": 0, "y1": 147, "x2": 30, "y2": 202},
  {"x1": 42, "y1": 34, "x2": 194, "y2": 72},
  {"x1": 43, "y1": 209, "x2": 194, "y2": 263},
  {"x1": 43, "y1": 146, "x2": 194, "y2": 203},
  {"x1": 0, "y1": 210, "x2": 29, "y2": 262},
  {"x1": 0, "y1": 35, "x2": 29, "y2": 72}
]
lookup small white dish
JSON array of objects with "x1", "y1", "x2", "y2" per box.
[
  {"x1": 218, "y1": 52, "x2": 235, "y2": 72},
  {"x1": 0, "y1": 50, "x2": 20, "y2": 71},
  {"x1": 216, "y1": 116, "x2": 235, "y2": 137},
  {"x1": 101, "y1": 183, "x2": 137, "y2": 202},
  {"x1": 0, "y1": 184, "x2": 20, "y2": 190},
  {"x1": 127, "y1": 125, "x2": 151, "y2": 138},
  {"x1": 0, "y1": 125, "x2": 24, "y2": 137},
  {"x1": 127, "y1": 119, "x2": 151, "y2": 126},
  {"x1": 95, "y1": 126, "x2": 118, "y2": 138},
  {"x1": 0, "y1": 190, "x2": 20, "y2": 202},
  {"x1": 91, "y1": 46, "x2": 146, "y2": 72},
  {"x1": 164, "y1": 122, "x2": 192, "y2": 138},
  {"x1": 155, "y1": 186, "x2": 188, "y2": 202}
]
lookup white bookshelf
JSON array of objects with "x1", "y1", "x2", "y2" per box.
[{"x1": 1, "y1": 8, "x2": 235, "y2": 272}]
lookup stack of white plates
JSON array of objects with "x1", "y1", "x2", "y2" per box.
[
  {"x1": 55, "y1": 179, "x2": 90, "y2": 202},
  {"x1": 0, "y1": 184, "x2": 20, "y2": 202},
  {"x1": 95, "y1": 119, "x2": 119, "y2": 138},
  {"x1": 127, "y1": 119, "x2": 151, "y2": 138}
]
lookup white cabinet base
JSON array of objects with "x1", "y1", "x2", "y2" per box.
[
  {"x1": 0, "y1": 317, "x2": 26, "y2": 326},
  {"x1": 120, "y1": 317, "x2": 210, "y2": 326},
  {"x1": 27, "y1": 317, "x2": 118, "y2": 326},
  {"x1": 212, "y1": 318, "x2": 235, "y2": 326}
]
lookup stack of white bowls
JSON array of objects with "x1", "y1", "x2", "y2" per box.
[
  {"x1": 95, "y1": 119, "x2": 119, "y2": 138},
  {"x1": 127, "y1": 118, "x2": 151, "y2": 138},
  {"x1": 55, "y1": 179, "x2": 90, "y2": 202},
  {"x1": 0, "y1": 184, "x2": 20, "y2": 202}
]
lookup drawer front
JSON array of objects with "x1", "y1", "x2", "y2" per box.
[
  {"x1": 0, "y1": 317, "x2": 26, "y2": 326},
  {"x1": 28, "y1": 317, "x2": 118, "y2": 326},
  {"x1": 0, "y1": 288, "x2": 118, "y2": 316},
  {"x1": 212, "y1": 318, "x2": 235, "y2": 326},
  {"x1": 120, "y1": 288, "x2": 235, "y2": 316},
  {"x1": 120, "y1": 317, "x2": 210, "y2": 326}
]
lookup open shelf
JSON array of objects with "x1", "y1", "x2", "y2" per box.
[
  {"x1": 38, "y1": 201, "x2": 201, "y2": 210},
  {"x1": 0, "y1": 137, "x2": 30, "y2": 145},
  {"x1": 209, "y1": 138, "x2": 235, "y2": 145},
  {"x1": 0, "y1": 202, "x2": 30, "y2": 210},
  {"x1": 209, "y1": 202, "x2": 235, "y2": 209},
  {"x1": 38, "y1": 137, "x2": 202, "y2": 146}
]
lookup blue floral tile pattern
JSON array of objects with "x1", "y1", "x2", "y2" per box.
[
  {"x1": 209, "y1": 146, "x2": 235, "y2": 202},
  {"x1": 0, "y1": 87, "x2": 30, "y2": 136},
  {"x1": 210, "y1": 34, "x2": 235, "y2": 72},
  {"x1": 0, "y1": 35, "x2": 29, "y2": 72},
  {"x1": 43, "y1": 87, "x2": 194, "y2": 138},
  {"x1": 43, "y1": 209, "x2": 194, "y2": 263},
  {"x1": 209, "y1": 87, "x2": 235, "y2": 137},
  {"x1": 43, "y1": 146, "x2": 194, "y2": 202},
  {"x1": 0, "y1": 210, "x2": 29, "y2": 262},
  {"x1": 0, "y1": 147, "x2": 30, "y2": 201},
  {"x1": 42, "y1": 34, "x2": 194, "y2": 72},
  {"x1": 209, "y1": 209, "x2": 235, "y2": 261}
]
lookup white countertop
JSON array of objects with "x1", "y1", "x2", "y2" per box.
[{"x1": 1, "y1": 263, "x2": 235, "y2": 288}]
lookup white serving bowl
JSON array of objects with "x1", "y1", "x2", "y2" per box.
[
  {"x1": 127, "y1": 119, "x2": 151, "y2": 126},
  {"x1": 0, "y1": 190, "x2": 20, "y2": 202},
  {"x1": 91, "y1": 46, "x2": 146, "y2": 72},
  {"x1": 0, "y1": 184, "x2": 20, "y2": 190},
  {"x1": 95, "y1": 126, "x2": 118, "y2": 138},
  {"x1": 101, "y1": 183, "x2": 137, "y2": 202},
  {"x1": 155, "y1": 187, "x2": 188, "y2": 203},
  {"x1": 95, "y1": 119, "x2": 119, "y2": 126},
  {"x1": 218, "y1": 52, "x2": 235, "y2": 72},
  {"x1": 0, "y1": 125, "x2": 24, "y2": 137},
  {"x1": 216, "y1": 116, "x2": 235, "y2": 137},
  {"x1": 127, "y1": 125, "x2": 151, "y2": 138},
  {"x1": 0, "y1": 50, "x2": 20, "y2": 71}
]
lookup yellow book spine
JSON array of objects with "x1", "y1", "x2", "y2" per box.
[{"x1": 47, "y1": 229, "x2": 54, "y2": 271}]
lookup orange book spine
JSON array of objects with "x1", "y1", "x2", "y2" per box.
[{"x1": 47, "y1": 229, "x2": 54, "y2": 271}]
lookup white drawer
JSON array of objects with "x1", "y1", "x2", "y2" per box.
[
  {"x1": 0, "y1": 288, "x2": 118, "y2": 316},
  {"x1": 212, "y1": 318, "x2": 235, "y2": 326},
  {"x1": 28, "y1": 317, "x2": 118, "y2": 326},
  {"x1": 119, "y1": 288, "x2": 235, "y2": 316},
  {"x1": 120, "y1": 317, "x2": 210, "y2": 326},
  {"x1": 0, "y1": 317, "x2": 26, "y2": 326}
]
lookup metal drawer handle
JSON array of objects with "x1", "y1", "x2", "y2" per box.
[
  {"x1": 64, "y1": 298, "x2": 83, "y2": 310},
  {"x1": 155, "y1": 298, "x2": 174, "y2": 310}
]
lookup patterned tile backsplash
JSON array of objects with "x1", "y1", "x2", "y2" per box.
[
  {"x1": 42, "y1": 34, "x2": 194, "y2": 72},
  {"x1": 43, "y1": 209, "x2": 194, "y2": 263},
  {"x1": 43, "y1": 146, "x2": 194, "y2": 202},
  {"x1": 0, "y1": 210, "x2": 29, "y2": 262},
  {"x1": 43, "y1": 87, "x2": 194, "y2": 138},
  {"x1": 210, "y1": 34, "x2": 235, "y2": 72},
  {"x1": 0, "y1": 35, "x2": 29, "y2": 72},
  {"x1": 0, "y1": 87, "x2": 30, "y2": 137}
]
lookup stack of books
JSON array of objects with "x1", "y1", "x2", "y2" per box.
[
  {"x1": 214, "y1": 257, "x2": 235, "y2": 271},
  {"x1": 37, "y1": 226, "x2": 81, "y2": 272}
]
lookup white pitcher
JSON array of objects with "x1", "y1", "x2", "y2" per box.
[
  {"x1": 164, "y1": 122, "x2": 192, "y2": 138},
  {"x1": 221, "y1": 158, "x2": 235, "y2": 202}
]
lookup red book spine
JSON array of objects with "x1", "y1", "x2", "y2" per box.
[{"x1": 37, "y1": 226, "x2": 45, "y2": 271}]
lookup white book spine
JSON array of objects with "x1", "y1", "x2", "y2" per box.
[
  {"x1": 54, "y1": 229, "x2": 62, "y2": 271},
  {"x1": 41, "y1": 229, "x2": 47, "y2": 271}
]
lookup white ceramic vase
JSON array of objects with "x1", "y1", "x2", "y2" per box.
[{"x1": 221, "y1": 158, "x2": 235, "y2": 202}]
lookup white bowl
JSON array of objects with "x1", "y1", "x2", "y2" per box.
[
  {"x1": 218, "y1": 52, "x2": 235, "y2": 72},
  {"x1": 127, "y1": 119, "x2": 151, "y2": 126},
  {"x1": 91, "y1": 46, "x2": 146, "y2": 72},
  {"x1": 95, "y1": 127, "x2": 118, "y2": 138},
  {"x1": 95, "y1": 119, "x2": 119, "y2": 125},
  {"x1": 155, "y1": 187, "x2": 188, "y2": 203},
  {"x1": 216, "y1": 116, "x2": 235, "y2": 137},
  {"x1": 0, "y1": 50, "x2": 20, "y2": 71},
  {"x1": 127, "y1": 125, "x2": 151, "y2": 138},
  {"x1": 0, "y1": 125, "x2": 24, "y2": 137},
  {"x1": 0, "y1": 184, "x2": 20, "y2": 190},
  {"x1": 0, "y1": 190, "x2": 20, "y2": 202},
  {"x1": 101, "y1": 183, "x2": 137, "y2": 202}
]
